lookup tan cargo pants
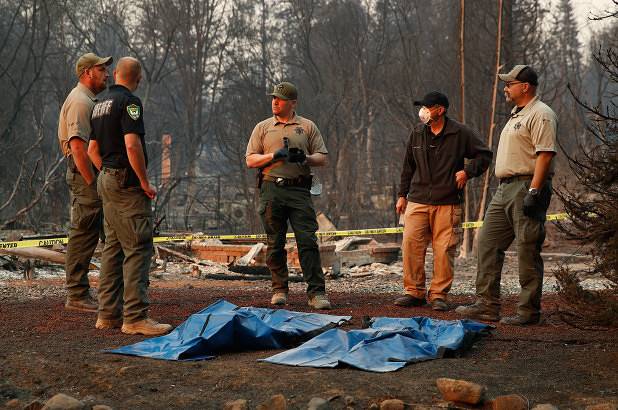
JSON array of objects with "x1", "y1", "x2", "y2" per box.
[
  {"x1": 97, "y1": 168, "x2": 153, "y2": 323},
  {"x1": 401, "y1": 202, "x2": 463, "y2": 301}
]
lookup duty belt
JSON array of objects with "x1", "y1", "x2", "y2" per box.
[
  {"x1": 499, "y1": 175, "x2": 533, "y2": 185},
  {"x1": 263, "y1": 174, "x2": 312, "y2": 189}
]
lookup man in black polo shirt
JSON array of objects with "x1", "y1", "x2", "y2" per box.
[
  {"x1": 395, "y1": 91, "x2": 492, "y2": 311},
  {"x1": 88, "y1": 56, "x2": 171, "y2": 336}
]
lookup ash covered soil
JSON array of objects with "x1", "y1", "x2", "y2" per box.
[{"x1": 1, "y1": 254, "x2": 617, "y2": 409}]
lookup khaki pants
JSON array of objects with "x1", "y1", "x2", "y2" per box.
[
  {"x1": 402, "y1": 202, "x2": 462, "y2": 301},
  {"x1": 476, "y1": 179, "x2": 551, "y2": 320},
  {"x1": 97, "y1": 169, "x2": 153, "y2": 323},
  {"x1": 65, "y1": 166, "x2": 102, "y2": 300}
]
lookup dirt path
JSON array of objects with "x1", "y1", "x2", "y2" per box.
[{"x1": 1, "y1": 283, "x2": 617, "y2": 409}]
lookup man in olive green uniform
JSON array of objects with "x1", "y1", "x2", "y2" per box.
[
  {"x1": 88, "y1": 57, "x2": 171, "y2": 336},
  {"x1": 456, "y1": 65, "x2": 557, "y2": 326},
  {"x1": 57, "y1": 52, "x2": 112, "y2": 312},
  {"x1": 246, "y1": 81, "x2": 332, "y2": 310}
]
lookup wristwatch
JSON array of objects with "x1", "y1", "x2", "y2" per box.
[{"x1": 528, "y1": 187, "x2": 539, "y2": 196}]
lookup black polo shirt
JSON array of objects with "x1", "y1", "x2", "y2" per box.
[{"x1": 90, "y1": 84, "x2": 147, "y2": 185}]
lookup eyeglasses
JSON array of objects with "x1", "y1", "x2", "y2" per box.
[{"x1": 505, "y1": 81, "x2": 524, "y2": 88}]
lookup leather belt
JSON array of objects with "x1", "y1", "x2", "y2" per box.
[
  {"x1": 263, "y1": 174, "x2": 312, "y2": 188},
  {"x1": 499, "y1": 175, "x2": 533, "y2": 185}
]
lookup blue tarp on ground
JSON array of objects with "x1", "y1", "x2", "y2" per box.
[
  {"x1": 261, "y1": 316, "x2": 491, "y2": 372},
  {"x1": 107, "y1": 299, "x2": 352, "y2": 360}
]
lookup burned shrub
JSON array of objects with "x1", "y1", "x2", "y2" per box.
[{"x1": 554, "y1": 43, "x2": 618, "y2": 328}]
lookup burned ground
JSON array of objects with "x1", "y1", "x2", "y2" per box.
[{"x1": 1, "y1": 276, "x2": 617, "y2": 410}]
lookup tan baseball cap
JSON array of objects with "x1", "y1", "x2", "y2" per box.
[
  {"x1": 75, "y1": 52, "x2": 113, "y2": 77},
  {"x1": 498, "y1": 64, "x2": 538, "y2": 86},
  {"x1": 267, "y1": 82, "x2": 298, "y2": 100}
]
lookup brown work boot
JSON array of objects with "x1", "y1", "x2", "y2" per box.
[
  {"x1": 308, "y1": 293, "x2": 332, "y2": 310},
  {"x1": 95, "y1": 317, "x2": 122, "y2": 329},
  {"x1": 500, "y1": 314, "x2": 540, "y2": 326},
  {"x1": 394, "y1": 294, "x2": 426, "y2": 307},
  {"x1": 271, "y1": 292, "x2": 288, "y2": 306},
  {"x1": 430, "y1": 298, "x2": 449, "y2": 311},
  {"x1": 121, "y1": 318, "x2": 173, "y2": 336},
  {"x1": 65, "y1": 295, "x2": 98, "y2": 313},
  {"x1": 455, "y1": 302, "x2": 500, "y2": 322}
]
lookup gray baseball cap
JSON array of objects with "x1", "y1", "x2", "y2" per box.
[{"x1": 498, "y1": 65, "x2": 538, "y2": 86}]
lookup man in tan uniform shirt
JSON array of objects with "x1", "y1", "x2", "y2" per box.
[
  {"x1": 246, "y1": 81, "x2": 332, "y2": 310},
  {"x1": 57, "y1": 52, "x2": 112, "y2": 312},
  {"x1": 456, "y1": 65, "x2": 557, "y2": 326}
]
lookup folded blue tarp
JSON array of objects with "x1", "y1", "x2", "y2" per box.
[
  {"x1": 107, "y1": 299, "x2": 351, "y2": 360},
  {"x1": 261, "y1": 316, "x2": 491, "y2": 372}
]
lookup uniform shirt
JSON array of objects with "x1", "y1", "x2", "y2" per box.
[
  {"x1": 57, "y1": 83, "x2": 97, "y2": 157},
  {"x1": 494, "y1": 96, "x2": 557, "y2": 179},
  {"x1": 90, "y1": 84, "x2": 147, "y2": 169},
  {"x1": 246, "y1": 113, "x2": 328, "y2": 179}
]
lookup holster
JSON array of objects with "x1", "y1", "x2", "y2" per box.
[{"x1": 256, "y1": 168, "x2": 264, "y2": 189}]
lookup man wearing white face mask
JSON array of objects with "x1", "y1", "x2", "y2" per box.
[{"x1": 395, "y1": 91, "x2": 492, "y2": 311}]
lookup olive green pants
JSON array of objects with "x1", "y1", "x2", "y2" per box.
[
  {"x1": 65, "y1": 166, "x2": 102, "y2": 300},
  {"x1": 476, "y1": 178, "x2": 551, "y2": 320},
  {"x1": 97, "y1": 169, "x2": 153, "y2": 323},
  {"x1": 259, "y1": 181, "x2": 325, "y2": 295}
]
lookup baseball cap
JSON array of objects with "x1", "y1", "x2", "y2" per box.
[
  {"x1": 268, "y1": 82, "x2": 298, "y2": 100},
  {"x1": 413, "y1": 91, "x2": 449, "y2": 109},
  {"x1": 76, "y1": 53, "x2": 113, "y2": 77},
  {"x1": 498, "y1": 65, "x2": 538, "y2": 86}
]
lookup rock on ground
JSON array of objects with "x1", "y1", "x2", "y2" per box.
[
  {"x1": 435, "y1": 378, "x2": 486, "y2": 405},
  {"x1": 380, "y1": 399, "x2": 405, "y2": 410},
  {"x1": 257, "y1": 394, "x2": 287, "y2": 410},
  {"x1": 531, "y1": 404, "x2": 559, "y2": 410},
  {"x1": 307, "y1": 397, "x2": 331, "y2": 409},
  {"x1": 223, "y1": 399, "x2": 248, "y2": 410},
  {"x1": 489, "y1": 394, "x2": 528, "y2": 410},
  {"x1": 41, "y1": 393, "x2": 86, "y2": 410}
]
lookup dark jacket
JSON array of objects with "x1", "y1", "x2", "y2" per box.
[{"x1": 398, "y1": 117, "x2": 492, "y2": 205}]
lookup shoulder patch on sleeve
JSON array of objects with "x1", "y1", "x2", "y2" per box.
[{"x1": 127, "y1": 104, "x2": 141, "y2": 120}]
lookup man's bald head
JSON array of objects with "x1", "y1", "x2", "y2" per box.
[{"x1": 113, "y1": 57, "x2": 142, "y2": 91}]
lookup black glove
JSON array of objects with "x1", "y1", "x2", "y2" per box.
[
  {"x1": 522, "y1": 191, "x2": 540, "y2": 218},
  {"x1": 288, "y1": 148, "x2": 307, "y2": 163},
  {"x1": 273, "y1": 146, "x2": 288, "y2": 161},
  {"x1": 273, "y1": 137, "x2": 289, "y2": 161}
]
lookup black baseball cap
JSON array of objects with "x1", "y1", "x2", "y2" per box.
[{"x1": 413, "y1": 91, "x2": 449, "y2": 109}]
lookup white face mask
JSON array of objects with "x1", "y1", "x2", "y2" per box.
[{"x1": 418, "y1": 107, "x2": 431, "y2": 124}]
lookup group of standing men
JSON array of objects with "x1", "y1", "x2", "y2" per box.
[
  {"x1": 57, "y1": 50, "x2": 556, "y2": 336},
  {"x1": 394, "y1": 65, "x2": 557, "y2": 326},
  {"x1": 58, "y1": 53, "x2": 170, "y2": 335},
  {"x1": 246, "y1": 64, "x2": 557, "y2": 327}
]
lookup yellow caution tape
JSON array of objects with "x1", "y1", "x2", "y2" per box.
[
  {"x1": 0, "y1": 213, "x2": 569, "y2": 249},
  {"x1": 0, "y1": 237, "x2": 68, "y2": 250},
  {"x1": 546, "y1": 212, "x2": 568, "y2": 221}
]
